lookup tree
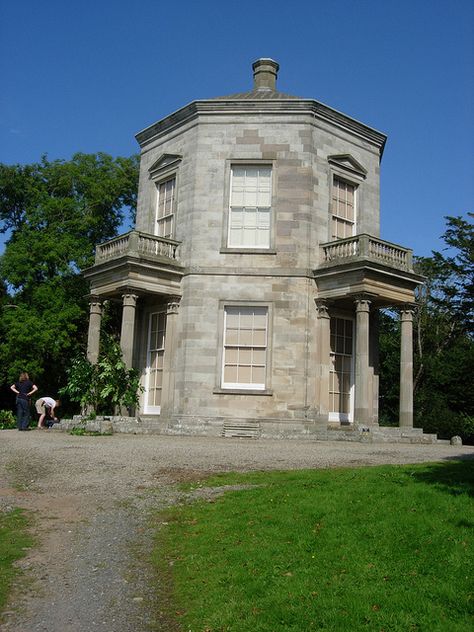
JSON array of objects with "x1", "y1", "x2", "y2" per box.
[
  {"x1": 379, "y1": 213, "x2": 474, "y2": 442},
  {"x1": 0, "y1": 153, "x2": 139, "y2": 409}
]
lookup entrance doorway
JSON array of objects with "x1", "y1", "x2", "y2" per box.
[
  {"x1": 329, "y1": 316, "x2": 354, "y2": 423},
  {"x1": 144, "y1": 310, "x2": 167, "y2": 414}
]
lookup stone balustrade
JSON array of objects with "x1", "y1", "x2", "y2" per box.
[
  {"x1": 95, "y1": 230, "x2": 180, "y2": 263},
  {"x1": 320, "y1": 234, "x2": 413, "y2": 272}
]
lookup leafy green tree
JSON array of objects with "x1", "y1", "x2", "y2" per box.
[
  {"x1": 0, "y1": 153, "x2": 139, "y2": 408},
  {"x1": 379, "y1": 213, "x2": 474, "y2": 442}
]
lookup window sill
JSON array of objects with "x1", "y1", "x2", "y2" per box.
[
  {"x1": 213, "y1": 388, "x2": 273, "y2": 396},
  {"x1": 220, "y1": 248, "x2": 277, "y2": 255}
]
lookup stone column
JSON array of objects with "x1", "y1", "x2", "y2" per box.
[
  {"x1": 120, "y1": 293, "x2": 138, "y2": 369},
  {"x1": 315, "y1": 300, "x2": 331, "y2": 426},
  {"x1": 86, "y1": 297, "x2": 103, "y2": 364},
  {"x1": 369, "y1": 310, "x2": 380, "y2": 425},
  {"x1": 399, "y1": 307, "x2": 415, "y2": 428},
  {"x1": 354, "y1": 297, "x2": 371, "y2": 425},
  {"x1": 160, "y1": 297, "x2": 181, "y2": 417}
]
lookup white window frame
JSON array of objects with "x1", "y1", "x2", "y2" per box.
[
  {"x1": 221, "y1": 305, "x2": 269, "y2": 391},
  {"x1": 144, "y1": 310, "x2": 167, "y2": 414},
  {"x1": 227, "y1": 165, "x2": 272, "y2": 249},
  {"x1": 330, "y1": 175, "x2": 357, "y2": 241},
  {"x1": 155, "y1": 176, "x2": 176, "y2": 239},
  {"x1": 328, "y1": 316, "x2": 355, "y2": 423}
]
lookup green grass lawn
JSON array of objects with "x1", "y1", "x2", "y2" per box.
[
  {"x1": 0, "y1": 508, "x2": 33, "y2": 613},
  {"x1": 153, "y1": 461, "x2": 474, "y2": 632}
]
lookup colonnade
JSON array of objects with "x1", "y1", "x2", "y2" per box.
[
  {"x1": 85, "y1": 292, "x2": 181, "y2": 414},
  {"x1": 316, "y1": 297, "x2": 415, "y2": 428},
  {"x1": 86, "y1": 292, "x2": 414, "y2": 427}
]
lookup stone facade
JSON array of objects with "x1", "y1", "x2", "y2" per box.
[{"x1": 83, "y1": 59, "x2": 423, "y2": 439}]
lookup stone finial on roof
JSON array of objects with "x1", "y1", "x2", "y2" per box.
[{"x1": 252, "y1": 58, "x2": 279, "y2": 91}]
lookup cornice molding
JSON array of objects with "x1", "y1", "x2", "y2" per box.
[{"x1": 135, "y1": 99, "x2": 387, "y2": 156}]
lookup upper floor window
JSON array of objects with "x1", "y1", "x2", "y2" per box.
[
  {"x1": 331, "y1": 176, "x2": 356, "y2": 240},
  {"x1": 148, "y1": 153, "x2": 181, "y2": 240},
  {"x1": 228, "y1": 166, "x2": 272, "y2": 248},
  {"x1": 156, "y1": 176, "x2": 176, "y2": 239}
]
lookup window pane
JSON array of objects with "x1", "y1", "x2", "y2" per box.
[
  {"x1": 238, "y1": 365, "x2": 252, "y2": 383},
  {"x1": 232, "y1": 190, "x2": 244, "y2": 206},
  {"x1": 252, "y1": 348, "x2": 266, "y2": 364},
  {"x1": 253, "y1": 329, "x2": 266, "y2": 346},
  {"x1": 240, "y1": 312, "x2": 253, "y2": 328},
  {"x1": 253, "y1": 308, "x2": 267, "y2": 325},
  {"x1": 341, "y1": 394, "x2": 350, "y2": 413},
  {"x1": 239, "y1": 348, "x2": 252, "y2": 364},
  {"x1": 252, "y1": 366, "x2": 265, "y2": 384},
  {"x1": 226, "y1": 309, "x2": 240, "y2": 326},
  {"x1": 243, "y1": 208, "x2": 257, "y2": 228},
  {"x1": 245, "y1": 168, "x2": 258, "y2": 186},
  {"x1": 232, "y1": 168, "x2": 245, "y2": 183},
  {"x1": 230, "y1": 208, "x2": 244, "y2": 228},
  {"x1": 239, "y1": 330, "x2": 253, "y2": 346},
  {"x1": 224, "y1": 365, "x2": 238, "y2": 383},
  {"x1": 225, "y1": 329, "x2": 239, "y2": 345},
  {"x1": 225, "y1": 348, "x2": 238, "y2": 363},
  {"x1": 257, "y1": 209, "x2": 270, "y2": 228},
  {"x1": 245, "y1": 189, "x2": 258, "y2": 206}
]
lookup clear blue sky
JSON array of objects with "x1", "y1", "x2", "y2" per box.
[{"x1": 1, "y1": 0, "x2": 472, "y2": 257}]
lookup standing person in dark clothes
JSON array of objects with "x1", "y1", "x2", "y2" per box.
[{"x1": 10, "y1": 372, "x2": 38, "y2": 431}]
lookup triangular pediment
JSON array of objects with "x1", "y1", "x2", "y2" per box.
[
  {"x1": 328, "y1": 154, "x2": 367, "y2": 178},
  {"x1": 148, "y1": 153, "x2": 182, "y2": 178}
]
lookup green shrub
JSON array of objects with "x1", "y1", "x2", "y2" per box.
[
  {"x1": 60, "y1": 334, "x2": 143, "y2": 415},
  {"x1": 0, "y1": 410, "x2": 16, "y2": 430},
  {"x1": 419, "y1": 410, "x2": 474, "y2": 443}
]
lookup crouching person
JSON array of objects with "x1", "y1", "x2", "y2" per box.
[{"x1": 36, "y1": 397, "x2": 60, "y2": 429}]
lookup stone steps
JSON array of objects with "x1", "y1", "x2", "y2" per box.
[
  {"x1": 222, "y1": 421, "x2": 261, "y2": 439},
  {"x1": 327, "y1": 423, "x2": 440, "y2": 444}
]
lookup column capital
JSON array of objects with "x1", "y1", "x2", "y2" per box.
[
  {"x1": 121, "y1": 292, "x2": 139, "y2": 307},
  {"x1": 315, "y1": 299, "x2": 330, "y2": 319},
  {"x1": 354, "y1": 296, "x2": 372, "y2": 312},
  {"x1": 166, "y1": 296, "x2": 181, "y2": 315},
  {"x1": 88, "y1": 296, "x2": 103, "y2": 314},
  {"x1": 399, "y1": 304, "x2": 416, "y2": 319}
]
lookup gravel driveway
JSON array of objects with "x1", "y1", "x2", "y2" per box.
[{"x1": 1, "y1": 430, "x2": 473, "y2": 632}]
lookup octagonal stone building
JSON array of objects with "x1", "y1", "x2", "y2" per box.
[{"x1": 84, "y1": 59, "x2": 424, "y2": 440}]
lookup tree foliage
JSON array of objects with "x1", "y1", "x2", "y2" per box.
[
  {"x1": 0, "y1": 153, "x2": 139, "y2": 407},
  {"x1": 379, "y1": 213, "x2": 474, "y2": 442}
]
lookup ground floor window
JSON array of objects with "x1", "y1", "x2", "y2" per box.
[
  {"x1": 329, "y1": 316, "x2": 354, "y2": 422},
  {"x1": 144, "y1": 311, "x2": 166, "y2": 413},
  {"x1": 222, "y1": 306, "x2": 268, "y2": 389}
]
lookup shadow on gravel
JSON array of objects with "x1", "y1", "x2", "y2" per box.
[{"x1": 411, "y1": 459, "x2": 474, "y2": 498}]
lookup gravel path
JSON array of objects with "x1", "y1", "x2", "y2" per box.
[{"x1": 1, "y1": 430, "x2": 473, "y2": 632}]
